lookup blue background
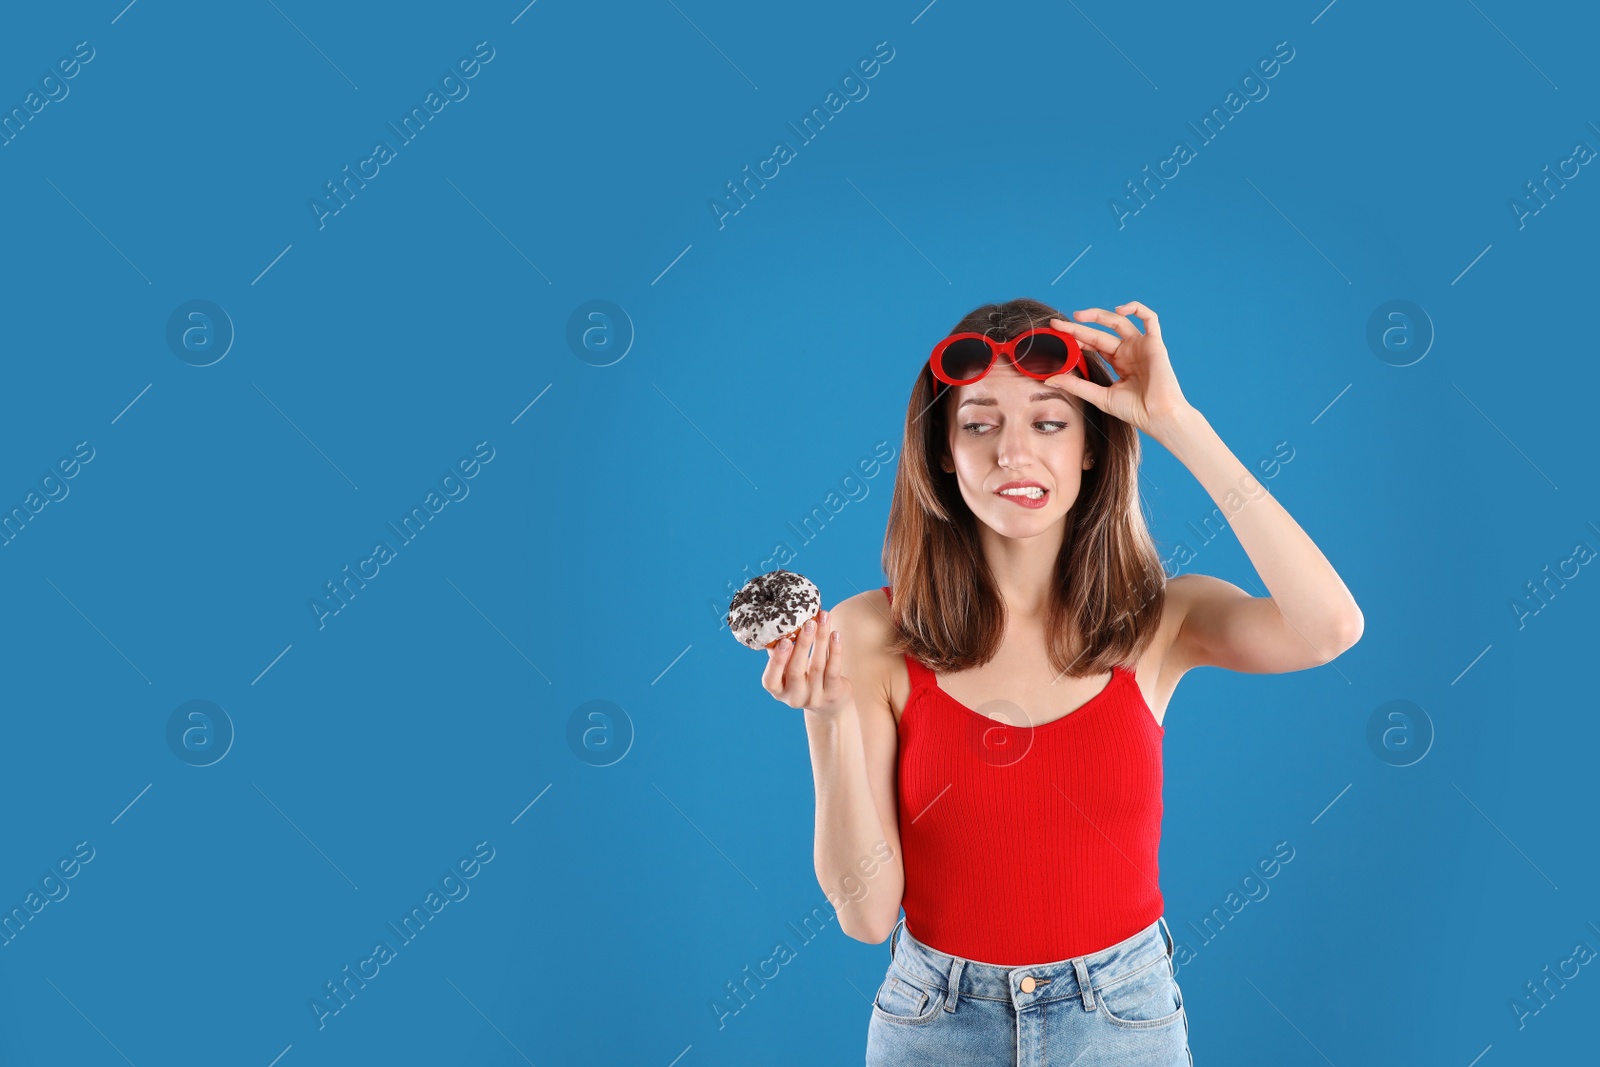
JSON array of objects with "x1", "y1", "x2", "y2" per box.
[{"x1": 1, "y1": 0, "x2": 1596, "y2": 1064}]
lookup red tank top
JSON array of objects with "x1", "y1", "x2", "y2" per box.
[{"x1": 883, "y1": 585, "x2": 1165, "y2": 966}]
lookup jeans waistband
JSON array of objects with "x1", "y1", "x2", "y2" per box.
[{"x1": 887, "y1": 915, "x2": 1175, "y2": 1012}]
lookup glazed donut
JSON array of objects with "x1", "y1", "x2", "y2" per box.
[{"x1": 727, "y1": 570, "x2": 822, "y2": 650}]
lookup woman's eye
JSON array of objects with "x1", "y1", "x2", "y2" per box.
[{"x1": 960, "y1": 422, "x2": 1068, "y2": 436}]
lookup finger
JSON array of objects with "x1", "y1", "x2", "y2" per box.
[
  {"x1": 1074, "y1": 307, "x2": 1140, "y2": 340},
  {"x1": 807, "y1": 609, "x2": 834, "y2": 682},
  {"x1": 1045, "y1": 369, "x2": 1113, "y2": 413},
  {"x1": 784, "y1": 616, "x2": 820, "y2": 689},
  {"x1": 762, "y1": 638, "x2": 795, "y2": 694},
  {"x1": 1072, "y1": 307, "x2": 1140, "y2": 341},
  {"x1": 821, "y1": 625, "x2": 844, "y2": 689},
  {"x1": 1114, "y1": 301, "x2": 1161, "y2": 342},
  {"x1": 1050, "y1": 317, "x2": 1122, "y2": 359},
  {"x1": 1055, "y1": 317, "x2": 1135, "y2": 379},
  {"x1": 1083, "y1": 345, "x2": 1126, "y2": 378}
]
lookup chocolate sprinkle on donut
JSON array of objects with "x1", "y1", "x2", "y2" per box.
[{"x1": 727, "y1": 570, "x2": 822, "y2": 650}]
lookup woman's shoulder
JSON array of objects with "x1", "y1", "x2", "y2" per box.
[
  {"x1": 1152, "y1": 572, "x2": 1215, "y2": 645},
  {"x1": 829, "y1": 587, "x2": 896, "y2": 651},
  {"x1": 828, "y1": 587, "x2": 904, "y2": 707}
]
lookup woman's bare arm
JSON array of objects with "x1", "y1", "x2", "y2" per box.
[
  {"x1": 769, "y1": 592, "x2": 905, "y2": 942},
  {"x1": 1052, "y1": 302, "x2": 1363, "y2": 675},
  {"x1": 1155, "y1": 404, "x2": 1364, "y2": 674}
]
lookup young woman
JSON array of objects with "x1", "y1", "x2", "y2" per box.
[{"x1": 761, "y1": 297, "x2": 1363, "y2": 1065}]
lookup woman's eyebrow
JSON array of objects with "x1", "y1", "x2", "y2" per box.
[{"x1": 957, "y1": 388, "x2": 1074, "y2": 410}]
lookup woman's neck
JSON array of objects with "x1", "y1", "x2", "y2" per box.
[{"x1": 979, "y1": 518, "x2": 1068, "y2": 617}]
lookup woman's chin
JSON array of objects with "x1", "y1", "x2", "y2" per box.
[{"x1": 980, "y1": 506, "x2": 1064, "y2": 538}]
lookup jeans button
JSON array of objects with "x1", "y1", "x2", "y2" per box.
[{"x1": 1020, "y1": 976, "x2": 1036, "y2": 993}]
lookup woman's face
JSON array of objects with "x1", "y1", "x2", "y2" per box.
[{"x1": 940, "y1": 360, "x2": 1093, "y2": 537}]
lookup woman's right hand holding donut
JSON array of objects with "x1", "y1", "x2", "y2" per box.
[{"x1": 762, "y1": 609, "x2": 854, "y2": 717}]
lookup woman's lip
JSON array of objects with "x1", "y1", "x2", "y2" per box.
[{"x1": 996, "y1": 488, "x2": 1050, "y2": 509}]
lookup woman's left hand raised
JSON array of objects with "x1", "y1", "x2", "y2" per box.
[{"x1": 1048, "y1": 301, "x2": 1192, "y2": 436}]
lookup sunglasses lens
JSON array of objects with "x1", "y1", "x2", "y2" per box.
[
  {"x1": 1013, "y1": 332, "x2": 1074, "y2": 376},
  {"x1": 937, "y1": 338, "x2": 993, "y2": 382}
]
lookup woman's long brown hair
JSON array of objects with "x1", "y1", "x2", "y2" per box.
[{"x1": 881, "y1": 296, "x2": 1167, "y2": 678}]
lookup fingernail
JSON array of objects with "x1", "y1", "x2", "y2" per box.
[
  {"x1": 778, "y1": 639, "x2": 791, "y2": 650},
  {"x1": 804, "y1": 620, "x2": 815, "y2": 633}
]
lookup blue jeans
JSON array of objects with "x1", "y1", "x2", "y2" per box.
[{"x1": 866, "y1": 915, "x2": 1193, "y2": 1066}]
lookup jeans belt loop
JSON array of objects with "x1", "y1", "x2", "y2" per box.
[
  {"x1": 944, "y1": 956, "x2": 964, "y2": 1013},
  {"x1": 890, "y1": 916, "x2": 904, "y2": 960},
  {"x1": 1072, "y1": 956, "x2": 1095, "y2": 1011}
]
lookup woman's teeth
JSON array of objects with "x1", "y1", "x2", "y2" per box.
[{"x1": 999, "y1": 487, "x2": 1045, "y2": 499}]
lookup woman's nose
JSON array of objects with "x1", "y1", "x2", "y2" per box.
[{"x1": 995, "y1": 423, "x2": 1036, "y2": 468}]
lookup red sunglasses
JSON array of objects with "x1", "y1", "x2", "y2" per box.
[{"x1": 928, "y1": 327, "x2": 1087, "y2": 386}]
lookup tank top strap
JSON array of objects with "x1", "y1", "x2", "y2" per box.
[
  {"x1": 881, "y1": 585, "x2": 939, "y2": 692},
  {"x1": 902, "y1": 653, "x2": 938, "y2": 690}
]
